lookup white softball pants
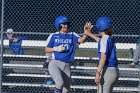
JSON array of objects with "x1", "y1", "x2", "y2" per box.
[
  {"x1": 48, "y1": 60, "x2": 71, "y2": 93},
  {"x1": 99, "y1": 67, "x2": 119, "y2": 93}
]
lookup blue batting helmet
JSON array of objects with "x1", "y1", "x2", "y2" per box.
[
  {"x1": 55, "y1": 16, "x2": 70, "y2": 29},
  {"x1": 96, "y1": 17, "x2": 112, "y2": 32}
]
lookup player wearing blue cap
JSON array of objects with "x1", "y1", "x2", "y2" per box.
[
  {"x1": 45, "y1": 16, "x2": 88, "y2": 93},
  {"x1": 84, "y1": 17, "x2": 119, "y2": 93}
]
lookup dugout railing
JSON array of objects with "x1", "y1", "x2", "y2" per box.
[
  {"x1": 2, "y1": 55, "x2": 139, "y2": 93},
  {"x1": 1, "y1": 0, "x2": 139, "y2": 92},
  {"x1": 1, "y1": 39, "x2": 140, "y2": 93}
]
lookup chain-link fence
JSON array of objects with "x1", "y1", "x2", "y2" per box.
[{"x1": 0, "y1": 0, "x2": 140, "y2": 93}]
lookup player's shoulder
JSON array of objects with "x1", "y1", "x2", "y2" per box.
[
  {"x1": 100, "y1": 35, "x2": 109, "y2": 43},
  {"x1": 101, "y1": 35, "x2": 114, "y2": 43},
  {"x1": 72, "y1": 32, "x2": 80, "y2": 37},
  {"x1": 49, "y1": 32, "x2": 59, "y2": 37},
  {"x1": 67, "y1": 32, "x2": 73, "y2": 35},
  {"x1": 101, "y1": 35, "x2": 109, "y2": 40},
  {"x1": 68, "y1": 31, "x2": 79, "y2": 37}
]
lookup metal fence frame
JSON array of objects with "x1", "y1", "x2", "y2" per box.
[
  {"x1": 1, "y1": 0, "x2": 140, "y2": 93},
  {"x1": 0, "y1": 0, "x2": 4, "y2": 93}
]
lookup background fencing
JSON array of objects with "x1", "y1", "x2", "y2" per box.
[{"x1": 1, "y1": 0, "x2": 140, "y2": 93}]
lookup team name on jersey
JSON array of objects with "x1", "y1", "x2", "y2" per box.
[{"x1": 55, "y1": 38, "x2": 72, "y2": 43}]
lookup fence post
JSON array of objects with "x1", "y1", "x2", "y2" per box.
[
  {"x1": 139, "y1": 65, "x2": 140, "y2": 93},
  {"x1": 0, "y1": 0, "x2": 4, "y2": 93}
]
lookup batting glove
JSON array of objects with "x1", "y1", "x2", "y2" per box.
[{"x1": 53, "y1": 45, "x2": 65, "y2": 52}]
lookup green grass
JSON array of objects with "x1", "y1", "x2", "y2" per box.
[{"x1": 24, "y1": 48, "x2": 130, "y2": 58}]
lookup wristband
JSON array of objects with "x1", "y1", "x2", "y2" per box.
[{"x1": 53, "y1": 47, "x2": 57, "y2": 51}]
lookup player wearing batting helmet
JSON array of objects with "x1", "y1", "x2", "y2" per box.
[
  {"x1": 45, "y1": 16, "x2": 88, "y2": 93},
  {"x1": 84, "y1": 17, "x2": 119, "y2": 93}
]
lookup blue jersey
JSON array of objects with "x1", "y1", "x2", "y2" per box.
[
  {"x1": 46, "y1": 32, "x2": 80, "y2": 63},
  {"x1": 98, "y1": 35, "x2": 118, "y2": 67},
  {"x1": 3, "y1": 35, "x2": 27, "y2": 55},
  {"x1": 9, "y1": 36, "x2": 23, "y2": 55}
]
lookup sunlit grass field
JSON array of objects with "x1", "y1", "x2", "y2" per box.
[{"x1": 24, "y1": 48, "x2": 130, "y2": 59}]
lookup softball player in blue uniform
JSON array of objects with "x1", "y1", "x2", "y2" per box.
[
  {"x1": 84, "y1": 17, "x2": 119, "y2": 93},
  {"x1": 4, "y1": 28, "x2": 26, "y2": 55},
  {"x1": 45, "y1": 16, "x2": 88, "y2": 93}
]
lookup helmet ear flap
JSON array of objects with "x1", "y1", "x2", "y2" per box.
[
  {"x1": 59, "y1": 25, "x2": 62, "y2": 30},
  {"x1": 58, "y1": 23, "x2": 70, "y2": 30}
]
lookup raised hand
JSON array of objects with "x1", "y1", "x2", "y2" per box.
[{"x1": 84, "y1": 22, "x2": 93, "y2": 36}]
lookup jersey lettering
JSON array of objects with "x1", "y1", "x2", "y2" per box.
[{"x1": 55, "y1": 39, "x2": 72, "y2": 43}]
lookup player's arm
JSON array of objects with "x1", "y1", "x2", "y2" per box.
[
  {"x1": 97, "y1": 39, "x2": 107, "y2": 73},
  {"x1": 84, "y1": 22, "x2": 100, "y2": 42},
  {"x1": 45, "y1": 45, "x2": 65, "y2": 53},
  {"x1": 78, "y1": 34, "x2": 87, "y2": 43},
  {"x1": 12, "y1": 38, "x2": 19, "y2": 42},
  {"x1": 45, "y1": 33, "x2": 65, "y2": 53},
  {"x1": 45, "y1": 34, "x2": 55, "y2": 53},
  {"x1": 78, "y1": 22, "x2": 92, "y2": 43},
  {"x1": 95, "y1": 52, "x2": 106, "y2": 85},
  {"x1": 96, "y1": 52, "x2": 106, "y2": 73},
  {"x1": 88, "y1": 33, "x2": 100, "y2": 42},
  {"x1": 45, "y1": 47, "x2": 54, "y2": 53}
]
